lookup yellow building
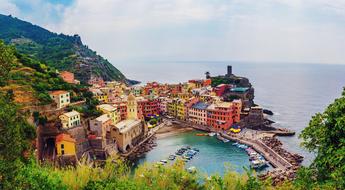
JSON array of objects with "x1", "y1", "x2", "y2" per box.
[
  {"x1": 176, "y1": 99, "x2": 187, "y2": 120},
  {"x1": 167, "y1": 98, "x2": 177, "y2": 117},
  {"x1": 92, "y1": 89, "x2": 108, "y2": 103},
  {"x1": 59, "y1": 110, "x2": 81, "y2": 129},
  {"x1": 178, "y1": 93, "x2": 190, "y2": 100},
  {"x1": 55, "y1": 133, "x2": 76, "y2": 156},
  {"x1": 97, "y1": 104, "x2": 121, "y2": 124}
]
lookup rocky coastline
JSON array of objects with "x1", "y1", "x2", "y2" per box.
[{"x1": 127, "y1": 135, "x2": 157, "y2": 161}]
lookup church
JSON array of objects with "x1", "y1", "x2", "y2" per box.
[{"x1": 111, "y1": 93, "x2": 148, "y2": 153}]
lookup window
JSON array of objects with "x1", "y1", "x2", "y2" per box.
[{"x1": 61, "y1": 144, "x2": 64, "y2": 149}]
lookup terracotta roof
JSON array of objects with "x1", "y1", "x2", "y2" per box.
[
  {"x1": 56, "y1": 133, "x2": 76, "y2": 143},
  {"x1": 49, "y1": 90, "x2": 69, "y2": 95}
]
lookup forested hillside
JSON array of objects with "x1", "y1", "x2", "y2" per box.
[{"x1": 0, "y1": 14, "x2": 126, "y2": 83}]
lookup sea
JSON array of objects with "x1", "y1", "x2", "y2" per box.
[{"x1": 115, "y1": 61, "x2": 345, "y2": 173}]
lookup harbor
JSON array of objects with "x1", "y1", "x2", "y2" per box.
[{"x1": 132, "y1": 130, "x2": 269, "y2": 175}]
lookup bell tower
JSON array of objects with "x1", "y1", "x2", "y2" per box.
[{"x1": 127, "y1": 93, "x2": 138, "y2": 120}]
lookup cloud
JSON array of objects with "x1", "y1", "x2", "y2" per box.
[
  {"x1": 1, "y1": 0, "x2": 345, "y2": 64},
  {"x1": 0, "y1": 0, "x2": 19, "y2": 15}
]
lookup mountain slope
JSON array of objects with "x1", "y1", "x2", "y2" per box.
[{"x1": 0, "y1": 14, "x2": 127, "y2": 83}]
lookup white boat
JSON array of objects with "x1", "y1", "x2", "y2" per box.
[
  {"x1": 208, "y1": 132, "x2": 216, "y2": 137},
  {"x1": 250, "y1": 160, "x2": 268, "y2": 170},
  {"x1": 187, "y1": 166, "x2": 197, "y2": 173}
]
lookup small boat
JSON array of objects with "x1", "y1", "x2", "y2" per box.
[
  {"x1": 160, "y1": 160, "x2": 168, "y2": 164},
  {"x1": 168, "y1": 155, "x2": 176, "y2": 160},
  {"x1": 156, "y1": 161, "x2": 164, "y2": 165},
  {"x1": 250, "y1": 160, "x2": 268, "y2": 170},
  {"x1": 216, "y1": 133, "x2": 230, "y2": 143},
  {"x1": 187, "y1": 166, "x2": 197, "y2": 173},
  {"x1": 232, "y1": 142, "x2": 238, "y2": 146},
  {"x1": 196, "y1": 133, "x2": 208, "y2": 136},
  {"x1": 208, "y1": 132, "x2": 216, "y2": 137},
  {"x1": 183, "y1": 155, "x2": 192, "y2": 160},
  {"x1": 192, "y1": 148, "x2": 200, "y2": 152}
]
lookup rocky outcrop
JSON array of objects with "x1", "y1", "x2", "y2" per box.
[
  {"x1": 261, "y1": 137, "x2": 303, "y2": 166},
  {"x1": 127, "y1": 136, "x2": 157, "y2": 161}
]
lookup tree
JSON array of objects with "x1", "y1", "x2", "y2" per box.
[
  {"x1": 0, "y1": 93, "x2": 36, "y2": 188},
  {"x1": 0, "y1": 40, "x2": 17, "y2": 86},
  {"x1": 299, "y1": 87, "x2": 345, "y2": 189}
]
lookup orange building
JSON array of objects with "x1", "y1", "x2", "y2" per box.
[{"x1": 207, "y1": 102, "x2": 235, "y2": 131}]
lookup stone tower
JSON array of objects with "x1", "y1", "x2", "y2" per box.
[
  {"x1": 127, "y1": 93, "x2": 138, "y2": 120},
  {"x1": 226, "y1": 65, "x2": 232, "y2": 76}
]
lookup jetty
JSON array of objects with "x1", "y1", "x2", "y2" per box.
[{"x1": 220, "y1": 133, "x2": 293, "y2": 170}]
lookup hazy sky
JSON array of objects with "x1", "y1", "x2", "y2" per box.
[{"x1": 1, "y1": 0, "x2": 345, "y2": 64}]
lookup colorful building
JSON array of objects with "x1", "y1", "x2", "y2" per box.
[
  {"x1": 97, "y1": 104, "x2": 120, "y2": 124},
  {"x1": 232, "y1": 99, "x2": 242, "y2": 123},
  {"x1": 49, "y1": 90, "x2": 70, "y2": 109},
  {"x1": 214, "y1": 84, "x2": 230, "y2": 97},
  {"x1": 137, "y1": 97, "x2": 159, "y2": 118},
  {"x1": 157, "y1": 97, "x2": 169, "y2": 114},
  {"x1": 59, "y1": 110, "x2": 81, "y2": 129},
  {"x1": 167, "y1": 98, "x2": 177, "y2": 117},
  {"x1": 111, "y1": 119, "x2": 144, "y2": 153},
  {"x1": 188, "y1": 101, "x2": 209, "y2": 125},
  {"x1": 90, "y1": 114, "x2": 113, "y2": 138},
  {"x1": 92, "y1": 89, "x2": 108, "y2": 103},
  {"x1": 207, "y1": 102, "x2": 234, "y2": 131},
  {"x1": 176, "y1": 99, "x2": 187, "y2": 120},
  {"x1": 55, "y1": 133, "x2": 76, "y2": 156}
]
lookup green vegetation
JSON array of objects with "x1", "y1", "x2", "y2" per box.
[
  {"x1": 297, "y1": 88, "x2": 345, "y2": 189},
  {"x1": 0, "y1": 92, "x2": 36, "y2": 189},
  {"x1": 67, "y1": 91, "x2": 103, "y2": 118},
  {"x1": 211, "y1": 76, "x2": 243, "y2": 87},
  {"x1": 0, "y1": 14, "x2": 126, "y2": 83}
]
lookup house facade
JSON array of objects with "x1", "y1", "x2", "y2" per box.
[
  {"x1": 59, "y1": 110, "x2": 81, "y2": 129},
  {"x1": 49, "y1": 90, "x2": 70, "y2": 109}
]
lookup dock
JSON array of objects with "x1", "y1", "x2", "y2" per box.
[
  {"x1": 220, "y1": 133, "x2": 293, "y2": 170},
  {"x1": 169, "y1": 118, "x2": 295, "y2": 171}
]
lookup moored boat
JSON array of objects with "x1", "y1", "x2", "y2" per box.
[{"x1": 208, "y1": 132, "x2": 216, "y2": 137}]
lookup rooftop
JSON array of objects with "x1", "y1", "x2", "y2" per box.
[
  {"x1": 56, "y1": 133, "x2": 76, "y2": 143},
  {"x1": 230, "y1": 87, "x2": 249, "y2": 93},
  {"x1": 95, "y1": 114, "x2": 110, "y2": 123},
  {"x1": 98, "y1": 104, "x2": 116, "y2": 112},
  {"x1": 192, "y1": 102, "x2": 209, "y2": 110},
  {"x1": 114, "y1": 119, "x2": 142, "y2": 133},
  {"x1": 62, "y1": 110, "x2": 80, "y2": 117},
  {"x1": 207, "y1": 102, "x2": 232, "y2": 110},
  {"x1": 49, "y1": 90, "x2": 69, "y2": 95}
]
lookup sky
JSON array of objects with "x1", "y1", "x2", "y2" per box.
[{"x1": 1, "y1": 0, "x2": 345, "y2": 65}]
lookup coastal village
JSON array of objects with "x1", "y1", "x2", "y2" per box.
[{"x1": 36, "y1": 66, "x2": 303, "y2": 184}]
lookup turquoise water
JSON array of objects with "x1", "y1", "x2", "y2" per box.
[
  {"x1": 134, "y1": 131, "x2": 260, "y2": 175},
  {"x1": 118, "y1": 61, "x2": 345, "y2": 166}
]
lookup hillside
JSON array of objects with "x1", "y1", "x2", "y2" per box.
[
  {"x1": 0, "y1": 40, "x2": 78, "y2": 107},
  {"x1": 0, "y1": 14, "x2": 127, "y2": 83}
]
